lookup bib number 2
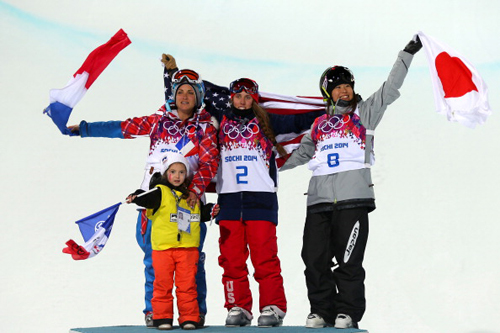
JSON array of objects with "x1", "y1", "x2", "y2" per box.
[{"x1": 236, "y1": 166, "x2": 248, "y2": 184}]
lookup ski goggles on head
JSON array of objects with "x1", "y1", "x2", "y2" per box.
[
  {"x1": 229, "y1": 78, "x2": 259, "y2": 95},
  {"x1": 324, "y1": 67, "x2": 354, "y2": 88},
  {"x1": 173, "y1": 69, "x2": 201, "y2": 84}
]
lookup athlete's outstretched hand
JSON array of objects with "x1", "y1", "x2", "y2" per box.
[
  {"x1": 161, "y1": 54, "x2": 178, "y2": 71},
  {"x1": 404, "y1": 35, "x2": 422, "y2": 55},
  {"x1": 67, "y1": 124, "x2": 80, "y2": 135}
]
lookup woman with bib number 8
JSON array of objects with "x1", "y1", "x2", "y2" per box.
[{"x1": 280, "y1": 36, "x2": 422, "y2": 329}]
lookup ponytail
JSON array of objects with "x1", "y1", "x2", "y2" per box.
[{"x1": 252, "y1": 102, "x2": 288, "y2": 158}]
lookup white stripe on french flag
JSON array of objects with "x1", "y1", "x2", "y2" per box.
[{"x1": 44, "y1": 29, "x2": 131, "y2": 135}]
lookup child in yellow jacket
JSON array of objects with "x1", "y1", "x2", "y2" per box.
[{"x1": 127, "y1": 153, "x2": 218, "y2": 330}]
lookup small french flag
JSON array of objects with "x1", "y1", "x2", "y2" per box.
[
  {"x1": 44, "y1": 29, "x2": 131, "y2": 135},
  {"x1": 176, "y1": 134, "x2": 198, "y2": 157},
  {"x1": 63, "y1": 202, "x2": 122, "y2": 260}
]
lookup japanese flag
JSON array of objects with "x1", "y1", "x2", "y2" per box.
[{"x1": 418, "y1": 31, "x2": 492, "y2": 128}]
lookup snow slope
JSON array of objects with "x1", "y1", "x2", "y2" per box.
[{"x1": 1, "y1": 1, "x2": 500, "y2": 332}]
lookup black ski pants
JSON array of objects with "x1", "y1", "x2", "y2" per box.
[{"x1": 302, "y1": 207, "x2": 369, "y2": 324}]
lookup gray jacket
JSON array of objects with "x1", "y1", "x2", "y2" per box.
[{"x1": 281, "y1": 50, "x2": 414, "y2": 212}]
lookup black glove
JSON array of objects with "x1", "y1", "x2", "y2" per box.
[{"x1": 403, "y1": 35, "x2": 422, "y2": 55}]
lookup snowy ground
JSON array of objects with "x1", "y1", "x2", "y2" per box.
[{"x1": 1, "y1": 1, "x2": 500, "y2": 332}]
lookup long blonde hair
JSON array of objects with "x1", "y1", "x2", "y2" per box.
[{"x1": 252, "y1": 101, "x2": 287, "y2": 158}]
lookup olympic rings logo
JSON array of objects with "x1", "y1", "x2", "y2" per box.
[
  {"x1": 317, "y1": 114, "x2": 351, "y2": 132},
  {"x1": 222, "y1": 122, "x2": 260, "y2": 140},
  {"x1": 163, "y1": 122, "x2": 196, "y2": 136}
]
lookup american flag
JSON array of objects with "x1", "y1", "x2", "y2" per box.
[{"x1": 163, "y1": 68, "x2": 326, "y2": 167}]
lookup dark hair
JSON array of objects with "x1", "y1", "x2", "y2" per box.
[{"x1": 177, "y1": 179, "x2": 191, "y2": 200}]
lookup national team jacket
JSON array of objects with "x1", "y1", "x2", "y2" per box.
[
  {"x1": 211, "y1": 107, "x2": 322, "y2": 224},
  {"x1": 78, "y1": 105, "x2": 219, "y2": 198},
  {"x1": 132, "y1": 184, "x2": 201, "y2": 251},
  {"x1": 281, "y1": 50, "x2": 415, "y2": 212}
]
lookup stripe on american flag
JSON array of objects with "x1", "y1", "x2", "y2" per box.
[{"x1": 258, "y1": 92, "x2": 326, "y2": 168}]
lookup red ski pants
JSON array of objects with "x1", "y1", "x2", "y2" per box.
[
  {"x1": 218, "y1": 220, "x2": 287, "y2": 315},
  {"x1": 152, "y1": 248, "x2": 199, "y2": 324}
]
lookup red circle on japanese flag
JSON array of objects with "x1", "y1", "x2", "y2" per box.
[{"x1": 435, "y1": 52, "x2": 478, "y2": 98}]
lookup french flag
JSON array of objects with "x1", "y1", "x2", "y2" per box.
[
  {"x1": 176, "y1": 134, "x2": 198, "y2": 157},
  {"x1": 63, "y1": 202, "x2": 122, "y2": 260},
  {"x1": 44, "y1": 29, "x2": 131, "y2": 135},
  {"x1": 418, "y1": 31, "x2": 492, "y2": 128}
]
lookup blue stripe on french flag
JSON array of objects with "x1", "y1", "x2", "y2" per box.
[
  {"x1": 176, "y1": 135, "x2": 198, "y2": 157},
  {"x1": 44, "y1": 29, "x2": 131, "y2": 135}
]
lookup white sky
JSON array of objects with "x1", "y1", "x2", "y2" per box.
[{"x1": 1, "y1": 1, "x2": 500, "y2": 332}]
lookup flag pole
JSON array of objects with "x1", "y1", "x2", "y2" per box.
[{"x1": 121, "y1": 187, "x2": 160, "y2": 204}]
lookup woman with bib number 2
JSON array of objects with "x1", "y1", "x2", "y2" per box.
[
  {"x1": 213, "y1": 79, "x2": 288, "y2": 328},
  {"x1": 210, "y1": 78, "x2": 322, "y2": 328}
]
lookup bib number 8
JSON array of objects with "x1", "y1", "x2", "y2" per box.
[{"x1": 327, "y1": 153, "x2": 340, "y2": 167}]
